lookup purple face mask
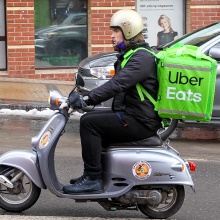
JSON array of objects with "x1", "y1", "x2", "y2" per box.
[{"x1": 116, "y1": 41, "x2": 126, "y2": 51}]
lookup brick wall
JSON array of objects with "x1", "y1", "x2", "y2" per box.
[
  {"x1": 1, "y1": 0, "x2": 220, "y2": 81},
  {"x1": 190, "y1": 0, "x2": 220, "y2": 31},
  {"x1": 90, "y1": 0, "x2": 136, "y2": 55},
  {"x1": 7, "y1": 0, "x2": 35, "y2": 78},
  {"x1": 6, "y1": 0, "x2": 75, "y2": 81}
]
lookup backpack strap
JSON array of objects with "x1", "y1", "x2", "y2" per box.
[
  {"x1": 121, "y1": 49, "x2": 136, "y2": 68},
  {"x1": 121, "y1": 47, "x2": 159, "y2": 109},
  {"x1": 136, "y1": 83, "x2": 158, "y2": 110},
  {"x1": 121, "y1": 47, "x2": 159, "y2": 68}
]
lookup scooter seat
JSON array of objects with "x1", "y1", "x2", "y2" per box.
[{"x1": 104, "y1": 134, "x2": 162, "y2": 148}]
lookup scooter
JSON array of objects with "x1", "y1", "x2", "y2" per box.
[{"x1": 0, "y1": 90, "x2": 196, "y2": 219}]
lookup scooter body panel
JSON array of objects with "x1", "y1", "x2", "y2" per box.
[
  {"x1": 102, "y1": 147, "x2": 194, "y2": 192},
  {"x1": 0, "y1": 150, "x2": 46, "y2": 189},
  {"x1": 32, "y1": 113, "x2": 67, "y2": 194}
]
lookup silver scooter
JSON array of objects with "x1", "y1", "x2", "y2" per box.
[{"x1": 0, "y1": 90, "x2": 196, "y2": 219}]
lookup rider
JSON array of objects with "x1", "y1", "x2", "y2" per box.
[{"x1": 63, "y1": 9, "x2": 161, "y2": 194}]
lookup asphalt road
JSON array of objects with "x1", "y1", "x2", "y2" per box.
[{"x1": 0, "y1": 115, "x2": 220, "y2": 220}]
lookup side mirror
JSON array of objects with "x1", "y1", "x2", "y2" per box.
[
  {"x1": 75, "y1": 73, "x2": 85, "y2": 87},
  {"x1": 209, "y1": 47, "x2": 220, "y2": 61}
]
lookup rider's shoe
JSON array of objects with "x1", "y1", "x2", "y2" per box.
[
  {"x1": 63, "y1": 174, "x2": 102, "y2": 194},
  {"x1": 70, "y1": 171, "x2": 87, "y2": 184},
  {"x1": 70, "y1": 171, "x2": 88, "y2": 184},
  {"x1": 70, "y1": 175, "x2": 83, "y2": 184}
]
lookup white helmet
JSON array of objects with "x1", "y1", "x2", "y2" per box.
[{"x1": 110, "y1": 9, "x2": 144, "y2": 40}]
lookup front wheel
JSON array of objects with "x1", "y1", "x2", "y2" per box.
[
  {"x1": 0, "y1": 166, "x2": 41, "y2": 212},
  {"x1": 138, "y1": 185, "x2": 185, "y2": 219}
]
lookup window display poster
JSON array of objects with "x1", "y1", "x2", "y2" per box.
[{"x1": 136, "y1": 0, "x2": 185, "y2": 47}]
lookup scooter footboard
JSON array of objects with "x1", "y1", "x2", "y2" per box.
[{"x1": 0, "y1": 150, "x2": 46, "y2": 189}]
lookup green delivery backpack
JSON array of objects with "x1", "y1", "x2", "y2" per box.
[{"x1": 121, "y1": 45, "x2": 218, "y2": 122}]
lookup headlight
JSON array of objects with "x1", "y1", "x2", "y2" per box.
[
  {"x1": 90, "y1": 67, "x2": 115, "y2": 79},
  {"x1": 48, "y1": 90, "x2": 67, "y2": 110}
]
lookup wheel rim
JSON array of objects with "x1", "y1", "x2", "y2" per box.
[
  {"x1": 0, "y1": 172, "x2": 33, "y2": 205},
  {"x1": 147, "y1": 187, "x2": 178, "y2": 212}
]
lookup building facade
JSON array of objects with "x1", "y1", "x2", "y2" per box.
[{"x1": 0, "y1": 0, "x2": 219, "y2": 81}]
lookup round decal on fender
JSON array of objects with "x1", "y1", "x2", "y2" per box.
[
  {"x1": 132, "y1": 161, "x2": 152, "y2": 180},
  {"x1": 39, "y1": 131, "x2": 51, "y2": 148}
]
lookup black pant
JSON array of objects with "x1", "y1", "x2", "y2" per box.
[{"x1": 79, "y1": 110, "x2": 157, "y2": 179}]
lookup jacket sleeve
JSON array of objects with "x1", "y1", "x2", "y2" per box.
[{"x1": 88, "y1": 50, "x2": 156, "y2": 105}]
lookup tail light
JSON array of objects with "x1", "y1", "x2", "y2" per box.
[{"x1": 188, "y1": 161, "x2": 196, "y2": 171}]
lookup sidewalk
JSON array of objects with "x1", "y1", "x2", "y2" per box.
[
  {"x1": 0, "y1": 77, "x2": 74, "y2": 111},
  {"x1": 0, "y1": 77, "x2": 220, "y2": 140}
]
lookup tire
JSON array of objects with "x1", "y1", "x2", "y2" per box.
[
  {"x1": 157, "y1": 119, "x2": 178, "y2": 140},
  {"x1": 0, "y1": 166, "x2": 41, "y2": 212},
  {"x1": 138, "y1": 185, "x2": 185, "y2": 219}
]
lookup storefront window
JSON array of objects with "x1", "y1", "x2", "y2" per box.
[{"x1": 34, "y1": 0, "x2": 87, "y2": 68}]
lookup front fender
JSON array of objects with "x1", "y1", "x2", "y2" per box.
[{"x1": 0, "y1": 150, "x2": 46, "y2": 189}]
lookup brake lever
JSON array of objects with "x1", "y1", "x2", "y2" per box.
[{"x1": 59, "y1": 102, "x2": 68, "y2": 109}]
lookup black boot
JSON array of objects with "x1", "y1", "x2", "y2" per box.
[
  {"x1": 70, "y1": 171, "x2": 87, "y2": 184},
  {"x1": 63, "y1": 174, "x2": 102, "y2": 194},
  {"x1": 70, "y1": 175, "x2": 84, "y2": 184}
]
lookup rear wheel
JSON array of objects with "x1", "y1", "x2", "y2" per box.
[
  {"x1": 157, "y1": 119, "x2": 178, "y2": 140},
  {"x1": 138, "y1": 185, "x2": 185, "y2": 219},
  {"x1": 0, "y1": 166, "x2": 41, "y2": 212}
]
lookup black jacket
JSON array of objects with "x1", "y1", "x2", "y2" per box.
[{"x1": 88, "y1": 42, "x2": 161, "y2": 131}]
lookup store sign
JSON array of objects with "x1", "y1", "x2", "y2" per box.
[{"x1": 136, "y1": 0, "x2": 185, "y2": 47}]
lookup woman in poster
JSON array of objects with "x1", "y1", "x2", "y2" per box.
[{"x1": 157, "y1": 14, "x2": 178, "y2": 46}]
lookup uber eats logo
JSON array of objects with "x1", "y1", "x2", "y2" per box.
[{"x1": 166, "y1": 71, "x2": 204, "y2": 102}]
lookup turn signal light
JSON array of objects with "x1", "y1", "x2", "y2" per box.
[
  {"x1": 188, "y1": 161, "x2": 196, "y2": 171},
  {"x1": 55, "y1": 98, "x2": 60, "y2": 106},
  {"x1": 109, "y1": 69, "x2": 115, "y2": 75}
]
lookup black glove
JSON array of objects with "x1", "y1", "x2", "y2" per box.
[
  {"x1": 67, "y1": 91, "x2": 87, "y2": 109},
  {"x1": 82, "y1": 95, "x2": 94, "y2": 106}
]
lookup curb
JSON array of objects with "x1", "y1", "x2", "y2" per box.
[
  {"x1": 0, "y1": 103, "x2": 49, "y2": 111},
  {"x1": 170, "y1": 121, "x2": 220, "y2": 140}
]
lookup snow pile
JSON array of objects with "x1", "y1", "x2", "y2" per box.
[
  {"x1": 0, "y1": 108, "x2": 83, "y2": 119},
  {"x1": 0, "y1": 108, "x2": 55, "y2": 116}
]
